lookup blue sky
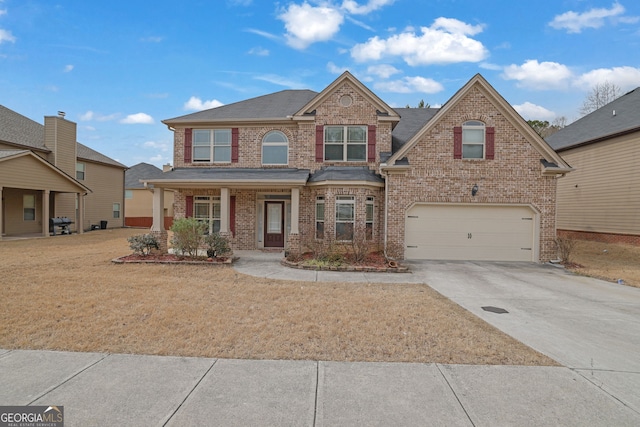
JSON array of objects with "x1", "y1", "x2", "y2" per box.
[{"x1": 1, "y1": 0, "x2": 639, "y2": 168}]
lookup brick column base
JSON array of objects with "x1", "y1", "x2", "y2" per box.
[
  {"x1": 151, "y1": 230, "x2": 169, "y2": 254},
  {"x1": 287, "y1": 233, "x2": 301, "y2": 258}
]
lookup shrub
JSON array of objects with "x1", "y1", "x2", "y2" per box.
[
  {"x1": 204, "y1": 232, "x2": 232, "y2": 258},
  {"x1": 127, "y1": 233, "x2": 159, "y2": 256},
  {"x1": 170, "y1": 218, "x2": 206, "y2": 258},
  {"x1": 555, "y1": 236, "x2": 576, "y2": 264}
]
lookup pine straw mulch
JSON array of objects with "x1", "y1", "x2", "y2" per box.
[{"x1": 0, "y1": 228, "x2": 558, "y2": 365}]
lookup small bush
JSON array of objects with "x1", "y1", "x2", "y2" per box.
[
  {"x1": 204, "y1": 232, "x2": 232, "y2": 258},
  {"x1": 556, "y1": 236, "x2": 576, "y2": 264},
  {"x1": 127, "y1": 233, "x2": 159, "y2": 256},
  {"x1": 171, "y1": 218, "x2": 206, "y2": 258}
]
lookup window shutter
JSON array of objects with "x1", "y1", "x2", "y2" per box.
[
  {"x1": 315, "y1": 125, "x2": 324, "y2": 162},
  {"x1": 230, "y1": 196, "x2": 236, "y2": 237},
  {"x1": 185, "y1": 195, "x2": 193, "y2": 218},
  {"x1": 184, "y1": 128, "x2": 193, "y2": 163},
  {"x1": 453, "y1": 126, "x2": 462, "y2": 159},
  {"x1": 231, "y1": 128, "x2": 239, "y2": 163},
  {"x1": 485, "y1": 127, "x2": 495, "y2": 160},
  {"x1": 367, "y1": 125, "x2": 376, "y2": 162}
]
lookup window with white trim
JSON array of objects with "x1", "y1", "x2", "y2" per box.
[
  {"x1": 335, "y1": 195, "x2": 355, "y2": 241},
  {"x1": 23, "y1": 194, "x2": 36, "y2": 221},
  {"x1": 193, "y1": 129, "x2": 231, "y2": 163},
  {"x1": 365, "y1": 196, "x2": 374, "y2": 240},
  {"x1": 315, "y1": 196, "x2": 325, "y2": 239},
  {"x1": 324, "y1": 126, "x2": 367, "y2": 162},
  {"x1": 194, "y1": 196, "x2": 221, "y2": 234},
  {"x1": 462, "y1": 121, "x2": 485, "y2": 159},
  {"x1": 113, "y1": 203, "x2": 121, "y2": 219},
  {"x1": 262, "y1": 131, "x2": 288, "y2": 165}
]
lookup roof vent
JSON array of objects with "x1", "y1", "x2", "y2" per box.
[
  {"x1": 612, "y1": 109, "x2": 616, "y2": 116},
  {"x1": 58, "y1": 111, "x2": 66, "y2": 118}
]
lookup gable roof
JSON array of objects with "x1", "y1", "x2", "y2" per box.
[
  {"x1": 546, "y1": 87, "x2": 640, "y2": 151},
  {"x1": 384, "y1": 74, "x2": 572, "y2": 174},
  {"x1": 125, "y1": 162, "x2": 164, "y2": 189},
  {"x1": 294, "y1": 71, "x2": 401, "y2": 124},
  {"x1": 0, "y1": 149, "x2": 91, "y2": 193},
  {"x1": 163, "y1": 90, "x2": 319, "y2": 126},
  {"x1": 0, "y1": 105, "x2": 126, "y2": 169}
]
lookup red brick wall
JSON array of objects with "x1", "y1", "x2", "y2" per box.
[{"x1": 558, "y1": 229, "x2": 640, "y2": 246}]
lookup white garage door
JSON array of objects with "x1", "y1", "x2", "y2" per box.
[{"x1": 405, "y1": 204, "x2": 536, "y2": 261}]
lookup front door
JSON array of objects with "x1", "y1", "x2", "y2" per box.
[{"x1": 264, "y1": 201, "x2": 285, "y2": 248}]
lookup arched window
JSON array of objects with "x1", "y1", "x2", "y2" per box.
[
  {"x1": 462, "y1": 120, "x2": 485, "y2": 159},
  {"x1": 262, "y1": 131, "x2": 288, "y2": 165}
]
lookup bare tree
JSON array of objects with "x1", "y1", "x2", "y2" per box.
[{"x1": 579, "y1": 81, "x2": 622, "y2": 116}]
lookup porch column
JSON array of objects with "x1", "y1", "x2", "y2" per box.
[
  {"x1": 150, "y1": 188, "x2": 165, "y2": 232},
  {"x1": 220, "y1": 187, "x2": 230, "y2": 233},
  {"x1": 42, "y1": 190, "x2": 50, "y2": 237},
  {"x1": 0, "y1": 187, "x2": 3, "y2": 240},
  {"x1": 77, "y1": 193, "x2": 85, "y2": 234},
  {"x1": 290, "y1": 187, "x2": 300, "y2": 234}
]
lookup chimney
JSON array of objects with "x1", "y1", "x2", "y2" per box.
[
  {"x1": 44, "y1": 113, "x2": 77, "y2": 177},
  {"x1": 163, "y1": 163, "x2": 173, "y2": 172}
]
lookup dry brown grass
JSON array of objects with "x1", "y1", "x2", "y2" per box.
[
  {"x1": 567, "y1": 239, "x2": 640, "y2": 288},
  {"x1": 0, "y1": 228, "x2": 556, "y2": 365}
]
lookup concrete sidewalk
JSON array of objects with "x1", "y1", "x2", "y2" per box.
[{"x1": 2, "y1": 349, "x2": 639, "y2": 426}]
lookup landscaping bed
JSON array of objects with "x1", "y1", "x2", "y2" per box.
[{"x1": 113, "y1": 253, "x2": 234, "y2": 265}]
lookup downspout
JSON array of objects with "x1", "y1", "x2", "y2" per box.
[{"x1": 380, "y1": 167, "x2": 390, "y2": 260}]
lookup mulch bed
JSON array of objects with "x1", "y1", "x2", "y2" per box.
[
  {"x1": 113, "y1": 254, "x2": 234, "y2": 265},
  {"x1": 282, "y1": 251, "x2": 410, "y2": 273}
]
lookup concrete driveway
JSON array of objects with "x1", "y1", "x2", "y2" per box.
[{"x1": 404, "y1": 260, "x2": 640, "y2": 413}]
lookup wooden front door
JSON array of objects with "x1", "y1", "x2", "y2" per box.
[{"x1": 264, "y1": 201, "x2": 285, "y2": 248}]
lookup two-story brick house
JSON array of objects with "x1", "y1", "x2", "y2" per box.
[{"x1": 143, "y1": 72, "x2": 571, "y2": 262}]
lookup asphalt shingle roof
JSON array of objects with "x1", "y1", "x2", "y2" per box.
[
  {"x1": 125, "y1": 162, "x2": 165, "y2": 188},
  {"x1": 546, "y1": 87, "x2": 640, "y2": 151},
  {"x1": 0, "y1": 104, "x2": 125, "y2": 168},
  {"x1": 391, "y1": 108, "x2": 439, "y2": 152},
  {"x1": 163, "y1": 90, "x2": 319, "y2": 124},
  {"x1": 150, "y1": 167, "x2": 311, "y2": 182},
  {"x1": 308, "y1": 166, "x2": 384, "y2": 183}
]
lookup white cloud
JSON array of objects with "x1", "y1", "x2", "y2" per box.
[
  {"x1": 183, "y1": 96, "x2": 223, "y2": 111},
  {"x1": 120, "y1": 113, "x2": 154, "y2": 124},
  {"x1": 351, "y1": 18, "x2": 487, "y2": 65},
  {"x1": 367, "y1": 64, "x2": 400, "y2": 78},
  {"x1": 503, "y1": 60, "x2": 640, "y2": 93},
  {"x1": 63, "y1": 64, "x2": 74, "y2": 72},
  {"x1": 341, "y1": 0, "x2": 396, "y2": 15},
  {"x1": 143, "y1": 141, "x2": 169, "y2": 152},
  {"x1": 248, "y1": 46, "x2": 269, "y2": 56},
  {"x1": 374, "y1": 76, "x2": 444, "y2": 94},
  {"x1": 79, "y1": 111, "x2": 120, "y2": 122},
  {"x1": 279, "y1": 2, "x2": 344, "y2": 49},
  {"x1": 0, "y1": 28, "x2": 16, "y2": 44},
  {"x1": 502, "y1": 60, "x2": 573, "y2": 90},
  {"x1": 513, "y1": 102, "x2": 556, "y2": 121},
  {"x1": 140, "y1": 36, "x2": 164, "y2": 43},
  {"x1": 245, "y1": 28, "x2": 280, "y2": 41},
  {"x1": 84, "y1": 125, "x2": 96, "y2": 131},
  {"x1": 549, "y1": 2, "x2": 637, "y2": 33},
  {"x1": 574, "y1": 66, "x2": 640, "y2": 91},
  {"x1": 0, "y1": 9, "x2": 6, "y2": 16},
  {"x1": 327, "y1": 61, "x2": 349, "y2": 74}
]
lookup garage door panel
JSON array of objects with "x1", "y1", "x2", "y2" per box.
[{"x1": 405, "y1": 205, "x2": 535, "y2": 261}]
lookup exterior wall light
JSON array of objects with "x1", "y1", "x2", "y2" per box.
[{"x1": 472, "y1": 184, "x2": 479, "y2": 197}]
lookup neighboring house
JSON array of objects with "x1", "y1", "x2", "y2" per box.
[
  {"x1": 143, "y1": 72, "x2": 571, "y2": 262},
  {"x1": 546, "y1": 87, "x2": 640, "y2": 245},
  {"x1": 125, "y1": 162, "x2": 174, "y2": 229},
  {"x1": 0, "y1": 106, "x2": 126, "y2": 239}
]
